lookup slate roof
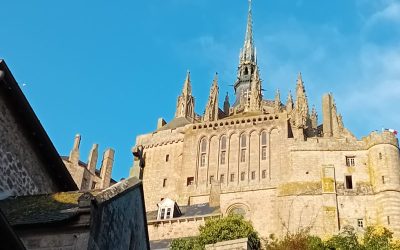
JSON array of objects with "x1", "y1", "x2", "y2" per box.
[
  {"x1": 147, "y1": 203, "x2": 220, "y2": 221},
  {"x1": 0, "y1": 191, "x2": 99, "y2": 226},
  {"x1": 157, "y1": 117, "x2": 191, "y2": 131}
]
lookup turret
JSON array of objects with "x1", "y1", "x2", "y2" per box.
[
  {"x1": 175, "y1": 71, "x2": 195, "y2": 121},
  {"x1": 69, "y1": 134, "x2": 81, "y2": 164},
  {"x1": 203, "y1": 73, "x2": 219, "y2": 122},
  {"x1": 248, "y1": 66, "x2": 262, "y2": 112},
  {"x1": 87, "y1": 144, "x2": 99, "y2": 174},
  {"x1": 286, "y1": 91, "x2": 293, "y2": 114},
  {"x1": 311, "y1": 106, "x2": 318, "y2": 129},
  {"x1": 274, "y1": 89, "x2": 281, "y2": 113},
  {"x1": 223, "y1": 92, "x2": 230, "y2": 115},
  {"x1": 99, "y1": 149, "x2": 115, "y2": 189}
]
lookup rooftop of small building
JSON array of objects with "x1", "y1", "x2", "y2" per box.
[
  {"x1": 0, "y1": 177, "x2": 142, "y2": 227},
  {"x1": 146, "y1": 202, "x2": 221, "y2": 222}
]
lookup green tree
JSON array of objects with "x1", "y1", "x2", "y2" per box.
[
  {"x1": 363, "y1": 226, "x2": 393, "y2": 250},
  {"x1": 170, "y1": 214, "x2": 261, "y2": 250},
  {"x1": 325, "y1": 225, "x2": 362, "y2": 250}
]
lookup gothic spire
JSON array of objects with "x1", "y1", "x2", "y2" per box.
[
  {"x1": 175, "y1": 71, "x2": 195, "y2": 120},
  {"x1": 241, "y1": 0, "x2": 255, "y2": 63},
  {"x1": 286, "y1": 91, "x2": 293, "y2": 113},
  {"x1": 224, "y1": 92, "x2": 230, "y2": 115},
  {"x1": 274, "y1": 89, "x2": 281, "y2": 113},
  {"x1": 182, "y1": 70, "x2": 192, "y2": 97},
  {"x1": 204, "y1": 73, "x2": 219, "y2": 122}
]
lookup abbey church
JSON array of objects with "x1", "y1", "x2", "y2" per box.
[{"x1": 130, "y1": 1, "x2": 400, "y2": 243}]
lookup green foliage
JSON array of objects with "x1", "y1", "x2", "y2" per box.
[
  {"x1": 325, "y1": 225, "x2": 362, "y2": 250},
  {"x1": 170, "y1": 214, "x2": 260, "y2": 250},
  {"x1": 363, "y1": 226, "x2": 393, "y2": 250},
  {"x1": 198, "y1": 214, "x2": 261, "y2": 249},
  {"x1": 170, "y1": 237, "x2": 202, "y2": 250},
  {"x1": 263, "y1": 230, "x2": 325, "y2": 250}
]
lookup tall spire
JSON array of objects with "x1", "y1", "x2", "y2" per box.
[
  {"x1": 175, "y1": 71, "x2": 195, "y2": 120},
  {"x1": 241, "y1": 0, "x2": 255, "y2": 63}
]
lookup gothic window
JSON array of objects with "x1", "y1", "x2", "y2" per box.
[
  {"x1": 244, "y1": 67, "x2": 249, "y2": 75},
  {"x1": 346, "y1": 156, "x2": 355, "y2": 167},
  {"x1": 200, "y1": 138, "x2": 207, "y2": 167},
  {"x1": 240, "y1": 134, "x2": 247, "y2": 163},
  {"x1": 261, "y1": 131, "x2": 267, "y2": 161},
  {"x1": 240, "y1": 172, "x2": 246, "y2": 181},
  {"x1": 262, "y1": 170, "x2": 266, "y2": 179},
  {"x1": 230, "y1": 173, "x2": 235, "y2": 182},
  {"x1": 220, "y1": 136, "x2": 227, "y2": 165},
  {"x1": 251, "y1": 171, "x2": 256, "y2": 180}
]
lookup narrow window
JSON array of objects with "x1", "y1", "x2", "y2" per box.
[
  {"x1": 220, "y1": 136, "x2": 227, "y2": 150},
  {"x1": 261, "y1": 131, "x2": 267, "y2": 146},
  {"x1": 251, "y1": 171, "x2": 256, "y2": 180},
  {"x1": 160, "y1": 198, "x2": 164, "y2": 201},
  {"x1": 166, "y1": 208, "x2": 171, "y2": 218},
  {"x1": 220, "y1": 174, "x2": 225, "y2": 184},
  {"x1": 166, "y1": 154, "x2": 169, "y2": 162},
  {"x1": 200, "y1": 138, "x2": 207, "y2": 167},
  {"x1": 262, "y1": 170, "x2": 266, "y2": 179},
  {"x1": 230, "y1": 173, "x2": 235, "y2": 182},
  {"x1": 240, "y1": 149, "x2": 246, "y2": 163},
  {"x1": 91, "y1": 182, "x2": 96, "y2": 189},
  {"x1": 345, "y1": 175, "x2": 353, "y2": 189},
  {"x1": 220, "y1": 151, "x2": 226, "y2": 165},
  {"x1": 240, "y1": 172, "x2": 246, "y2": 181},
  {"x1": 387, "y1": 216, "x2": 391, "y2": 225},
  {"x1": 163, "y1": 178, "x2": 167, "y2": 187},
  {"x1": 357, "y1": 219, "x2": 364, "y2": 228},
  {"x1": 160, "y1": 208, "x2": 165, "y2": 219},
  {"x1": 241, "y1": 134, "x2": 247, "y2": 148},
  {"x1": 379, "y1": 153, "x2": 383, "y2": 160},
  {"x1": 187, "y1": 177, "x2": 194, "y2": 186},
  {"x1": 382, "y1": 176, "x2": 385, "y2": 184},
  {"x1": 346, "y1": 156, "x2": 355, "y2": 167},
  {"x1": 201, "y1": 154, "x2": 206, "y2": 167},
  {"x1": 209, "y1": 175, "x2": 215, "y2": 184},
  {"x1": 261, "y1": 146, "x2": 267, "y2": 160}
]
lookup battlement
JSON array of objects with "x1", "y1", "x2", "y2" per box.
[{"x1": 362, "y1": 130, "x2": 399, "y2": 149}]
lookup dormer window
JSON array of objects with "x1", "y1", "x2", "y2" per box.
[{"x1": 157, "y1": 198, "x2": 182, "y2": 220}]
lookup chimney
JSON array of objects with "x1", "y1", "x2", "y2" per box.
[
  {"x1": 87, "y1": 144, "x2": 99, "y2": 174},
  {"x1": 99, "y1": 149, "x2": 115, "y2": 189},
  {"x1": 69, "y1": 134, "x2": 81, "y2": 164}
]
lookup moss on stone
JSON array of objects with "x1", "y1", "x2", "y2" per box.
[{"x1": 278, "y1": 181, "x2": 322, "y2": 196}]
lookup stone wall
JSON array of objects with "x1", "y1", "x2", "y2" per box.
[
  {"x1": 148, "y1": 217, "x2": 208, "y2": 241},
  {"x1": 205, "y1": 238, "x2": 249, "y2": 250},
  {"x1": 0, "y1": 93, "x2": 59, "y2": 195}
]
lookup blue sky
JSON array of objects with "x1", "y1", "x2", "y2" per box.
[{"x1": 1, "y1": 0, "x2": 399, "y2": 181}]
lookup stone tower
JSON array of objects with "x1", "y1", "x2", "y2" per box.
[{"x1": 175, "y1": 71, "x2": 195, "y2": 121}]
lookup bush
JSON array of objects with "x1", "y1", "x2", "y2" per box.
[
  {"x1": 171, "y1": 214, "x2": 261, "y2": 250},
  {"x1": 263, "y1": 230, "x2": 325, "y2": 250},
  {"x1": 363, "y1": 225, "x2": 393, "y2": 250}
]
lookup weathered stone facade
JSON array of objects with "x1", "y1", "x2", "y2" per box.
[{"x1": 130, "y1": 1, "x2": 400, "y2": 241}]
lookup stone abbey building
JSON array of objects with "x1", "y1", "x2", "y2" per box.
[{"x1": 130, "y1": 1, "x2": 400, "y2": 242}]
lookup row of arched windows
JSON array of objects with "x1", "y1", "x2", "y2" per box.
[{"x1": 199, "y1": 131, "x2": 269, "y2": 167}]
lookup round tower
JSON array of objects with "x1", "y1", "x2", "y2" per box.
[{"x1": 365, "y1": 131, "x2": 400, "y2": 235}]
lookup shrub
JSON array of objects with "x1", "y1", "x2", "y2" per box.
[{"x1": 170, "y1": 237, "x2": 202, "y2": 250}]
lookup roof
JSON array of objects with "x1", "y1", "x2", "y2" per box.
[
  {"x1": 0, "y1": 177, "x2": 143, "y2": 227},
  {"x1": 0, "y1": 60, "x2": 78, "y2": 191},
  {"x1": 0, "y1": 210, "x2": 26, "y2": 249},
  {"x1": 0, "y1": 191, "x2": 95, "y2": 226},
  {"x1": 147, "y1": 203, "x2": 220, "y2": 221},
  {"x1": 157, "y1": 117, "x2": 191, "y2": 131}
]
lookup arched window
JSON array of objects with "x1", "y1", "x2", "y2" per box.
[
  {"x1": 261, "y1": 131, "x2": 267, "y2": 160},
  {"x1": 200, "y1": 138, "x2": 207, "y2": 167},
  {"x1": 240, "y1": 134, "x2": 247, "y2": 163},
  {"x1": 244, "y1": 67, "x2": 249, "y2": 75},
  {"x1": 220, "y1": 136, "x2": 227, "y2": 165}
]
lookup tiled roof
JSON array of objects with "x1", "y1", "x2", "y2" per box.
[
  {"x1": 0, "y1": 191, "x2": 99, "y2": 226},
  {"x1": 147, "y1": 203, "x2": 220, "y2": 221},
  {"x1": 157, "y1": 117, "x2": 191, "y2": 131}
]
